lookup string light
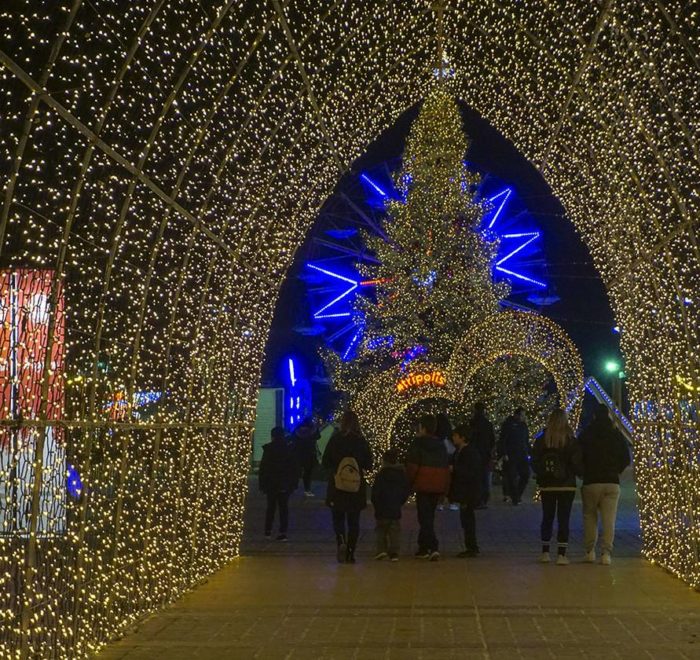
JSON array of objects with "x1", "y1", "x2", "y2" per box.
[{"x1": 0, "y1": 1, "x2": 698, "y2": 656}]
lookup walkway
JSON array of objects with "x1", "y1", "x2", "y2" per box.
[{"x1": 100, "y1": 474, "x2": 700, "y2": 659}]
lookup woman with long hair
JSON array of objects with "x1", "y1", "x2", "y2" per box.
[
  {"x1": 531, "y1": 408, "x2": 578, "y2": 564},
  {"x1": 322, "y1": 410, "x2": 373, "y2": 563}
]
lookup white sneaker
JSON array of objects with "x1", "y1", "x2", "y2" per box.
[
  {"x1": 304, "y1": 491, "x2": 315, "y2": 497},
  {"x1": 449, "y1": 503, "x2": 460, "y2": 511},
  {"x1": 600, "y1": 553, "x2": 612, "y2": 565},
  {"x1": 556, "y1": 554, "x2": 570, "y2": 566},
  {"x1": 539, "y1": 552, "x2": 550, "y2": 563},
  {"x1": 584, "y1": 550, "x2": 596, "y2": 563},
  {"x1": 436, "y1": 504, "x2": 444, "y2": 511}
]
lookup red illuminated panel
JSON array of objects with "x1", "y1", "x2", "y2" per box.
[{"x1": 0, "y1": 269, "x2": 65, "y2": 448}]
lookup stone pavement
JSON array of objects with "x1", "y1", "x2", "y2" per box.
[{"x1": 100, "y1": 473, "x2": 700, "y2": 659}]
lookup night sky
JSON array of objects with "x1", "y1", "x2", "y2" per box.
[{"x1": 263, "y1": 102, "x2": 621, "y2": 410}]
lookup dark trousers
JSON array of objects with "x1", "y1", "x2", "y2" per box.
[
  {"x1": 301, "y1": 462, "x2": 314, "y2": 491},
  {"x1": 480, "y1": 465, "x2": 491, "y2": 505},
  {"x1": 265, "y1": 491, "x2": 290, "y2": 534},
  {"x1": 540, "y1": 491, "x2": 575, "y2": 549},
  {"x1": 415, "y1": 492, "x2": 440, "y2": 552},
  {"x1": 375, "y1": 519, "x2": 400, "y2": 555},
  {"x1": 505, "y1": 459, "x2": 530, "y2": 504},
  {"x1": 460, "y1": 504, "x2": 478, "y2": 551},
  {"x1": 332, "y1": 509, "x2": 361, "y2": 549}
]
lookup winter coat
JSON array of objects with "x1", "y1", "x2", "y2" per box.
[
  {"x1": 471, "y1": 413, "x2": 496, "y2": 466},
  {"x1": 499, "y1": 416, "x2": 530, "y2": 463},
  {"x1": 577, "y1": 417, "x2": 631, "y2": 485},
  {"x1": 405, "y1": 434, "x2": 451, "y2": 495},
  {"x1": 293, "y1": 424, "x2": 320, "y2": 466},
  {"x1": 531, "y1": 434, "x2": 578, "y2": 490},
  {"x1": 371, "y1": 464, "x2": 411, "y2": 520},
  {"x1": 258, "y1": 438, "x2": 300, "y2": 494},
  {"x1": 322, "y1": 430, "x2": 373, "y2": 512},
  {"x1": 448, "y1": 442, "x2": 482, "y2": 506}
]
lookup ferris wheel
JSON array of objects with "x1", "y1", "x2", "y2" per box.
[{"x1": 298, "y1": 159, "x2": 556, "y2": 361}]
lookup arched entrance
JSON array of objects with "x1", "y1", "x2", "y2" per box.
[
  {"x1": 352, "y1": 310, "x2": 583, "y2": 458},
  {"x1": 1, "y1": 2, "x2": 698, "y2": 655}
]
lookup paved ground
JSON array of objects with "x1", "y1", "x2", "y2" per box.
[{"x1": 100, "y1": 472, "x2": 700, "y2": 659}]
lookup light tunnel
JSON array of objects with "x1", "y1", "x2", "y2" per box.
[{"x1": 0, "y1": 1, "x2": 699, "y2": 655}]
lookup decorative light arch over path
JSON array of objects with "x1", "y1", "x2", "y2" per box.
[
  {"x1": 1, "y1": 1, "x2": 699, "y2": 655},
  {"x1": 352, "y1": 310, "x2": 584, "y2": 460}
]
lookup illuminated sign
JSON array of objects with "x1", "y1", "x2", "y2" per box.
[{"x1": 396, "y1": 370, "x2": 446, "y2": 393}]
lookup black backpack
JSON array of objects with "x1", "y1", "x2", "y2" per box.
[{"x1": 540, "y1": 446, "x2": 567, "y2": 481}]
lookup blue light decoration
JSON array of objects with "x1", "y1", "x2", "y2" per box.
[
  {"x1": 66, "y1": 464, "x2": 83, "y2": 499},
  {"x1": 303, "y1": 165, "x2": 551, "y2": 362},
  {"x1": 284, "y1": 356, "x2": 312, "y2": 431}
]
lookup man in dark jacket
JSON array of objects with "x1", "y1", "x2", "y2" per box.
[
  {"x1": 405, "y1": 414, "x2": 450, "y2": 560},
  {"x1": 470, "y1": 401, "x2": 495, "y2": 508},
  {"x1": 578, "y1": 404, "x2": 631, "y2": 565},
  {"x1": 259, "y1": 427, "x2": 300, "y2": 540},
  {"x1": 293, "y1": 417, "x2": 321, "y2": 497},
  {"x1": 449, "y1": 424, "x2": 482, "y2": 557},
  {"x1": 499, "y1": 407, "x2": 531, "y2": 505},
  {"x1": 371, "y1": 449, "x2": 410, "y2": 561}
]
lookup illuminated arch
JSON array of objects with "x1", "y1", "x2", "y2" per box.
[
  {"x1": 448, "y1": 310, "x2": 585, "y2": 428},
  {"x1": 352, "y1": 311, "x2": 583, "y2": 460},
  {"x1": 1, "y1": 2, "x2": 699, "y2": 654}
]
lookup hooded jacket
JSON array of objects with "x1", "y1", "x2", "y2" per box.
[
  {"x1": 258, "y1": 438, "x2": 300, "y2": 494},
  {"x1": 499, "y1": 416, "x2": 530, "y2": 463},
  {"x1": 405, "y1": 434, "x2": 450, "y2": 495},
  {"x1": 293, "y1": 423, "x2": 320, "y2": 465},
  {"x1": 448, "y1": 442, "x2": 482, "y2": 506},
  {"x1": 371, "y1": 464, "x2": 411, "y2": 520},
  {"x1": 470, "y1": 412, "x2": 496, "y2": 465},
  {"x1": 578, "y1": 417, "x2": 631, "y2": 485}
]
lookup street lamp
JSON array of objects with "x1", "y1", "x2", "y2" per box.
[{"x1": 605, "y1": 360, "x2": 620, "y2": 374}]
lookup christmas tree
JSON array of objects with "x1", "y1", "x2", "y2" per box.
[{"x1": 324, "y1": 87, "x2": 555, "y2": 440}]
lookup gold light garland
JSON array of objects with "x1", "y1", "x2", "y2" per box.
[{"x1": 0, "y1": 1, "x2": 698, "y2": 656}]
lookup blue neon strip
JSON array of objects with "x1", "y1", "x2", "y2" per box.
[
  {"x1": 496, "y1": 233, "x2": 540, "y2": 266},
  {"x1": 307, "y1": 263, "x2": 358, "y2": 285},
  {"x1": 313, "y1": 283, "x2": 358, "y2": 317},
  {"x1": 314, "y1": 312, "x2": 353, "y2": 319},
  {"x1": 495, "y1": 266, "x2": 546, "y2": 288},
  {"x1": 500, "y1": 232, "x2": 540, "y2": 239},
  {"x1": 487, "y1": 188, "x2": 512, "y2": 229},
  {"x1": 585, "y1": 377, "x2": 634, "y2": 436},
  {"x1": 360, "y1": 173, "x2": 388, "y2": 197},
  {"x1": 342, "y1": 328, "x2": 363, "y2": 360},
  {"x1": 288, "y1": 358, "x2": 297, "y2": 387}
]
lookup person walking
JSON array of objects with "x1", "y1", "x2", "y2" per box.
[
  {"x1": 293, "y1": 417, "x2": 320, "y2": 497},
  {"x1": 578, "y1": 403, "x2": 631, "y2": 565},
  {"x1": 371, "y1": 448, "x2": 410, "y2": 561},
  {"x1": 499, "y1": 407, "x2": 531, "y2": 505},
  {"x1": 470, "y1": 401, "x2": 495, "y2": 508},
  {"x1": 405, "y1": 414, "x2": 451, "y2": 561},
  {"x1": 322, "y1": 410, "x2": 373, "y2": 564},
  {"x1": 258, "y1": 426, "x2": 300, "y2": 541},
  {"x1": 449, "y1": 424, "x2": 482, "y2": 557},
  {"x1": 435, "y1": 413, "x2": 456, "y2": 511},
  {"x1": 531, "y1": 409, "x2": 578, "y2": 565}
]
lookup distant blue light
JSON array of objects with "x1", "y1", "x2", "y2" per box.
[
  {"x1": 307, "y1": 263, "x2": 357, "y2": 285},
  {"x1": 288, "y1": 358, "x2": 297, "y2": 387},
  {"x1": 314, "y1": 312, "x2": 352, "y2": 319},
  {"x1": 496, "y1": 232, "x2": 540, "y2": 266},
  {"x1": 486, "y1": 188, "x2": 512, "y2": 229},
  {"x1": 360, "y1": 173, "x2": 389, "y2": 198},
  {"x1": 342, "y1": 328, "x2": 363, "y2": 361},
  {"x1": 613, "y1": 326, "x2": 620, "y2": 334},
  {"x1": 495, "y1": 266, "x2": 546, "y2": 288},
  {"x1": 66, "y1": 465, "x2": 82, "y2": 499}
]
